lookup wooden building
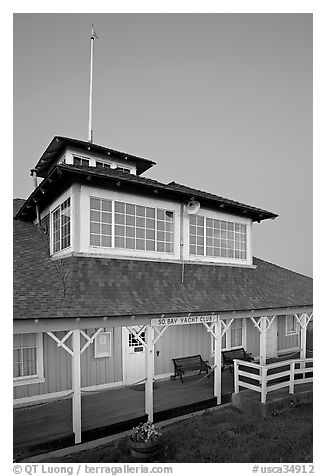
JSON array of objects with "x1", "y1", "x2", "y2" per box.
[{"x1": 13, "y1": 136, "x2": 313, "y2": 446}]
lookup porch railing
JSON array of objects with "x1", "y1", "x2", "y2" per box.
[{"x1": 233, "y1": 358, "x2": 313, "y2": 403}]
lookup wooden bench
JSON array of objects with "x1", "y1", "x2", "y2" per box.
[
  {"x1": 222, "y1": 348, "x2": 254, "y2": 372},
  {"x1": 172, "y1": 354, "x2": 211, "y2": 383}
]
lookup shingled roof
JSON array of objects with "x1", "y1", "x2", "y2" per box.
[
  {"x1": 15, "y1": 163, "x2": 278, "y2": 223},
  {"x1": 13, "y1": 200, "x2": 312, "y2": 320}
]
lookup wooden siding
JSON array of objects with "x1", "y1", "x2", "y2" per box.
[
  {"x1": 14, "y1": 331, "x2": 71, "y2": 399},
  {"x1": 154, "y1": 324, "x2": 211, "y2": 376},
  {"x1": 246, "y1": 318, "x2": 260, "y2": 357},
  {"x1": 14, "y1": 328, "x2": 123, "y2": 400},
  {"x1": 277, "y1": 315, "x2": 299, "y2": 351},
  {"x1": 81, "y1": 327, "x2": 122, "y2": 387}
]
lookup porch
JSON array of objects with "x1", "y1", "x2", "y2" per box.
[
  {"x1": 14, "y1": 350, "x2": 312, "y2": 460},
  {"x1": 14, "y1": 370, "x2": 233, "y2": 459}
]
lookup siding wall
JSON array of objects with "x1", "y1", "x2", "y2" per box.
[
  {"x1": 154, "y1": 324, "x2": 211, "y2": 376},
  {"x1": 14, "y1": 328, "x2": 122, "y2": 400},
  {"x1": 277, "y1": 315, "x2": 299, "y2": 352},
  {"x1": 246, "y1": 318, "x2": 260, "y2": 357}
]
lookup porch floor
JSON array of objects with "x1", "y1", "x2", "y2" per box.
[{"x1": 13, "y1": 371, "x2": 234, "y2": 456}]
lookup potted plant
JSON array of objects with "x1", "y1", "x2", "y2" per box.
[{"x1": 129, "y1": 422, "x2": 161, "y2": 461}]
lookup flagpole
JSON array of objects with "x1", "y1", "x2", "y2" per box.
[{"x1": 88, "y1": 25, "x2": 97, "y2": 143}]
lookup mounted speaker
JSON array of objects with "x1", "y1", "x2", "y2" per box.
[{"x1": 185, "y1": 200, "x2": 200, "y2": 215}]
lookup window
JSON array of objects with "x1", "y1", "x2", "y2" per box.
[
  {"x1": 52, "y1": 198, "x2": 71, "y2": 253},
  {"x1": 286, "y1": 315, "x2": 298, "y2": 335},
  {"x1": 211, "y1": 319, "x2": 244, "y2": 355},
  {"x1": 189, "y1": 215, "x2": 247, "y2": 260},
  {"x1": 116, "y1": 167, "x2": 131, "y2": 174},
  {"x1": 96, "y1": 161, "x2": 111, "y2": 169},
  {"x1": 129, "y1": 330, "x2": 146, "y2": 353},
  {"x1": 13, "y1": 333, "x2": 43, "y2": 384},
  {"x1": 90, "y1": 197, "x2": 112, "y2": 247},
  {"x1": 73, "y1": 156, "x2": 90, "y2": 167},
  {"x1": 230, "y1": 319, "x2": 243, "y2": 347},
  {"x1": 94, "y1": 331, "x2": 112, "y2": 358},
  {"x1": 90, "y1": 197, "x2": 174, "y2": 253}
]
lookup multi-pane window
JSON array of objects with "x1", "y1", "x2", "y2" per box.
[
  {"x1": 230, "y1": 319, "x2": 243, "y2": 347},
  {"x1": 52, "y1": 198, "x2": 71, "y2": 253},
  {"x1": 95, "y1": 331, "x2": 112, "y2": 358},
  {"x1": 90, "y1": 197, "x2": 174, "y2": 253},
  {"x1": 189, "y1": 215, "x2": 247, "y2": 260},
  {"x1": 96, "y1": 161, "x2": 111, "y2": 169},
  {"x1": 116, "y1": 166, "x2": 131, "y2": 174},
  {"x1": 129, "y1": 330, "x2": 146, "y2": 353},
  {"x1": 13, "y1": 334, "x2": 38, "y2": 379},
  {"x1": 90, "y1": 198, "x2": 112, "y2": 247},
  {"x1": 73, "y1": 156, "x2": 89, "y2": 167},
  {"x1": 211, "y1": 319, "x2": 244, "y2": 355},
  {"x1": 286, "y1": 315, "x2": 298, "y2": 335}
]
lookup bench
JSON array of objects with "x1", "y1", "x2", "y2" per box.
[
  {"x1": 172, "y1": 354, "x2": 211, "y2": 383},
  {"x1": 222, "y1": 348, "x2": 254, "y2": 372}
]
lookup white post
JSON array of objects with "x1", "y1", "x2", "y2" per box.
[
  {"x1": 261, "y1": 367, "x2": 267, "y2": 403},
  {"x1": 300, "y1": 313, "x2": 307, "y2": 360},
  {"x1": 214, "y1": 318, "x2": 222, "y2": 404},
  {"x1": 145, "y1": 326, "x2": 155, "y2": 422},
  {"x1": 260, "y1": 316, "x2": 267, "y2": 366},
  {"x1": 300, "y1": 313, "x2": 307, "y2": 375},
  {"x1": 72, "y1": 329, "x2": 81, "y2": 444},
  {"x1": 234, "y1": 360, "x2": 239, "y2": 394},
  {"x1": 289, "y1": 361, "x2": 295, "y2": 394}
]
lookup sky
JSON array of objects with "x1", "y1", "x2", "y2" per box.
[{"x1": 13, "y1": 13, "x2": 312, "y2": 277}]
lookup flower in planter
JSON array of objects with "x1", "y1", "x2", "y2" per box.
[{"x1": 130, "y1": 422, "x2": 162, "y2": 443}]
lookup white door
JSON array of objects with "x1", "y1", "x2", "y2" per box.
[
  {"x1": 266, "y1": 318, "x2": 278, "y2": 358},
  {"x1": 122, "y1": 327, "x2": 146, "y2": 385}
]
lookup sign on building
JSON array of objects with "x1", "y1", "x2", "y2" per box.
[{"x1": 151, "y1": 315, "x2": 217, "y2": 327}]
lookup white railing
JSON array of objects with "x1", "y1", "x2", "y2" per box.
[{"x1": 234, "y1": 358, "x2": 313, "y2": 403}]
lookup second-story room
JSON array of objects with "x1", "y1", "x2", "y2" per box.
[{"x1": 15, "y1": 136, "x2": 277, "y2": 268}]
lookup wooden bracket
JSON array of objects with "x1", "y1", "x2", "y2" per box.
[
  {"x1": 80, "y1": 328, "x2": 104, "y2": 354},
  {"x1": 153, "y1": 325, "x2": 168, "y2": 345},
  {"x1": 47, "y1": 331, "x2": 74, "y2": 356}
]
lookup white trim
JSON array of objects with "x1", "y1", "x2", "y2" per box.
[
  {"x1": 277, "y1": 346, "x2": 300, "y2": 356},
  {"x1": 13, "y1": 389, "x2": 73, "y2": 408},
  {"x1": 285, "y1": 315, "x2": 299, "y2": 335},
  {"x1": 49, "y1": 189, "x2": 73, "y2": 257},
  {"x1": 13, "y1": 377, "x2": 45, "y2": 387},
  {"x1": 94, "y1": 331, "x2": 112, "y2": 358},
  {"x1": 82, "y1": 380, "x2": 125, "y2": 392},
  {"x1": 13, "y1": 374, "x2": 172, "y2": 408},
  {"x1": 13, "y1": 332, "x2": 44, "y2": 386},
  {"x1": 183, "y1": 207, "x2": 252, "y2": 266},
  {"x1": 81, "y1": 185, "x2": 181, "y2": 261},
  {"x1": 51, "y1": 250, "x2": 257, "y2": 268}
]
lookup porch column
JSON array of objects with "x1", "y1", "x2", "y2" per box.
[
  {"x1": 72, "y1": 329, "x2": 81, "y2": 444},
  {"x1": 260, "y1": 317, "x2": 267, "y2": 365},
  {"x1": 145, "y1": 325, "x2": 155, "y2": 422},
  {"x1": 214, "y1": 317, "x2": 222, "y2": 405},
  {"x1": 300, "y1": 313, "x2": 307, "y2": 360}
]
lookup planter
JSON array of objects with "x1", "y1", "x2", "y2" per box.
[{"x1": 129, "y1": 437, "x2": 160, "y2": 461}]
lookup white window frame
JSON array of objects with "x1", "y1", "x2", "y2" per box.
[
  {"x1": 94, "y1": 331, "x2": 112, "y2": 358},
  {"x1": 285, "y1": 315, "x2": 299, "y2": 335},
  {"x1": 184, "y1": 208, "x2": 252, "y2": 266},
  {"x1": 73, "y1": 155, "x2": 90, "y2": 167},
  {"x1": 50, "y1": 192, "x2": 72, "y2": 256},
  {"x1": 13, "y1": 333, "x2": 45, "y2": 386},
  {"x1": 89, "y1": 194, "x2": 176, "y2": 256}
]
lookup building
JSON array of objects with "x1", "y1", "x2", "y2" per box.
[{"x1": 13, "y1": 136, "x2": 313, "y2": 447}]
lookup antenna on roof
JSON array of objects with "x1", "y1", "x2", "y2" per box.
[{"x1": 88, "y1": 25, "x2": 99, "y2": 143}]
